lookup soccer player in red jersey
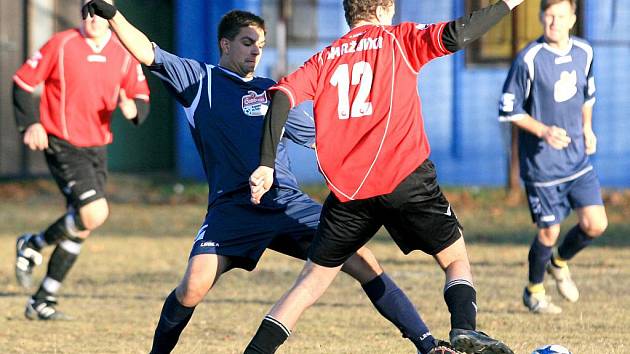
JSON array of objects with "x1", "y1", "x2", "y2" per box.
[
  {"x1": 13, "y1": 0, "x2": 150, "y2": 320},
  {"x1": 247, "y1": 1, "x2": 524, "y2": 353}
]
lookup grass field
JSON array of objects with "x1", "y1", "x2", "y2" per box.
[{"x1": 1, "y1": 176, "x2": 629, "y2": 353}]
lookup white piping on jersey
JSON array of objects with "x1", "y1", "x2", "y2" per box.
[
  {"x1": 530, "y1": 165, "x2": 593, "y2": 187},
  {"x1": 523, "y1": 44, "x2": 544, "y2": 83},
  {"x1": 435, "y1": 23, "x2": 447, "y2": 54},
  {"x1": 498, "y1": 113, "x2": 528, "y2": 122},
  {"x1": 319, "y1": 31, "x2": 397, "y2": 201},
  {"x1": 572, "y1": 39, "x2": 594, "y2": 76},
  {"x1": 183, "y1": 68, "x2": 206, "y2": 128},
  {"x1": 59, "y1": 32, "x2": 78, "y2": 140},
  {"x1": 12, "y1": 75, "x2": 35, "y2": 92},
  {"x1": 135, "y1": 94, "x2": 150, "y2": 101},
  {"x1": 542, "y1": 39, "x2": 573, "y2": 57},
  {"x1": 383, "y1": 27, "x2": 417, "y2": 75}
]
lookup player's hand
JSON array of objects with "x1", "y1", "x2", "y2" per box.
[
  {"x1": 23, "y1": 123, "x2": 48, "y2": 151},
  {"x1": 82, "y1": 0, "x2": 117, "y2": 20},
  {"x1": 118, "y1": 89, "x2": 138, "y2": 120},
  {"x1": 249, "y1": 166, "x2": 274, "y2": 205},
  {"x1": 584, "y1": 128, "x2": 597, "y2": 155},
  {"x1": 503, "y1": 0, "x2": 525, "y2": 10},
  {"x1": 541, "y1": 125, "x2": 571, "y2": 150}
]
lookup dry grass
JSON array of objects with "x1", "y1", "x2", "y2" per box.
[{"x1": 0, "y1": 178, "x2": 629, "y2": 353}]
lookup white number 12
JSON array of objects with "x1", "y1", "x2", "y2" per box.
[{"x1": 329, "y1": 61, "x2": 373, "y2": 119}]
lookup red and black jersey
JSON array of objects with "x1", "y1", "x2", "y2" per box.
[
  {"x1": 13, "y1": 28, "x2": 150, "y2": 147},
  {"x1": 271, "y1": 22, "x2": 450, "y2": 202}
]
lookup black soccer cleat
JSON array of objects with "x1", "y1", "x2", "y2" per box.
[
  {"x1": 15, "y1": 233, "x2": 43, "y2": 289},
  {"x1": 449, "y1": 329, "x2": 514, "y2": 354},
  {"x1": 25, "y1": 296, "x2": 70, "y2": 321},
  {"x1": 426, "y1": 339, "x2": 465, "y2": 354}
]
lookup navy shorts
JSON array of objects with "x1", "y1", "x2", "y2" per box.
[
  {"x1": 45, "y1": 135, "x2": 107, "y2": 209},
  {"x1": 189, "y1": 188, "x2": 320, "y2": 271},
  {"x1": 309, "y1": 159, "x2": 463, "y2": 268},
  {"x1": 525, "y1": 168, "x2": 603, "y2": 228}
]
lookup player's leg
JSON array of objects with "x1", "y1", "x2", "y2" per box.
[
  {"x1": 521, "y1": 183, "x2": 566, "y2": 314},
  {"x1": 269, "y1": 191, "x2": 440, "y2": 353},
  {"x1": 383, "y1": 160, "x2": 513, "y2": 354},
  {"x1": 548, "y1": 171, "x2": 607, "y2": 302},
  {"x1": 150, "y1": 253, "x2": 231, "y2": 354},
  {"x1": 244, "y1": 193, "x2": 379, "y2": 354}
]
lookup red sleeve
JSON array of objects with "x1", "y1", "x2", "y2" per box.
[
  {"x1": 13, "y1": 34, "x2": 63, "y2": 92},
  {"x1": 122, "y1": 56, "x2": 150, "y2": 102},
  {"x1": 392, "y1": 22, "x2": 451, "y2": 73},
  {"x1": 270, "y1": 52, "x2": 321, "y2": 108}
]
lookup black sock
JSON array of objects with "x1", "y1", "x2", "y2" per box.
[
  {"x1": 244, "y1": 316, "x2": 290, "y2": 354},
  {"x1": 528, "y1": 237, "x2": 552, "y2": 284},
  {"x1": 33, "y1": 237, "x2": 83, "y2": 301},
  {"x1": 558, "y1": 225, "x2": 594, "y2": 261},
  {"x1": 150, "y1": 289, "x2": 195, "y2": 354},
  {"x1": 444, "y1": 280, "x2": 477, "y2": 331},
  {"x1": 362, "y1": 273, "x2": 435, "y2": 353}
]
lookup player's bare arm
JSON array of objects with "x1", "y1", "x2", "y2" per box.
[
  {"x1": 82, "y1": 0, "x2": 155, "y2": 66},
  {"x1": 512, "y1": 115, "x2": 571, "y2": 150},
  {"x1": 582, "y1": 104, "x2": 597, "y2": 154},
  {"x1": 118, "y1": 89, "x2": 138, "y2": 120}
]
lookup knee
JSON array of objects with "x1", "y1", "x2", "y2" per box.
[
  {"x1": 79, "y1": 200, "x2": 109, "y2": 230},
  {"x1": 176, "y1": 280, "x2": 208, "y2": 307},
  {"x1": 342, "y1": 247, "x2": 383, "y2": 283},
  {"x1": 537, "y1": 227, "x2": 560, "y2": 246},
  {"x1": 580, "y1": 218, "x2": 608, "y2": 238}
]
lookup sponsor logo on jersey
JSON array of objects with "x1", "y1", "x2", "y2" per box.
[
  {"x1": 327, "y1": 37, "x2": 383, "y2": 60},
  {"x1": 242, "y1": 90, "x2": 269, "y2": 116},
  {"x1": 554, "y1": 70, "x2": 577, "y2": 102},
  {"x1": 415, "y1": 24, "x2": 429, "y2": 31}
]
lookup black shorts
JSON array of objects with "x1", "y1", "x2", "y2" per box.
[
  {"x1": 45, "y1": 135, "x2": 108, "y2": 209},
  {"x1": 309, "y1": 159, "x2": 463, "y2": 268}
]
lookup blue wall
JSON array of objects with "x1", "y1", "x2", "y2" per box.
[{"x1": 173, "y1": 0, "x2": 630, "y2": 187}]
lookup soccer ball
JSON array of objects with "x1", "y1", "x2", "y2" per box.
[{"x1": 531, "y1": 344, "x2": 572, "y2": 354}]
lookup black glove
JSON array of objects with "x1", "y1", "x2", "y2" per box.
[{"x1": 82, "y1": 0, "x2": 117, "y2": 20}]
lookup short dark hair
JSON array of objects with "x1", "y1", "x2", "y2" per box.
[
  {"x1": 540, "y1": 0, "x2": 576, "y2": 12},
  {"x1": 342, "y1": 0, "x2": 394, "y2": 27},
  {"x1": 217, "y1": 10, "x2": 265, "y2": 55}
]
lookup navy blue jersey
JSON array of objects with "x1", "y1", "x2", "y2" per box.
[
  {"x1": 149, "y1": 46, "x2": 315, "y2": 205},
  {"x1": 499, "y1": 36, "x2": 596, "y2": 184}
]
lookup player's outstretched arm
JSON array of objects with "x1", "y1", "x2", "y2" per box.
[
  {"x1": 441, "y1": 0, "x2": 525, "y2": 52},
  {"x1": 249, "y1": 91, "x2": 292, "y2": 204},
  {"x1": 82, "y1": 0, "x2": 155, "y2": 66}
]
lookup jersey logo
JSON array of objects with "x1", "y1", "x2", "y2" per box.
[
  {"x1": 415, "y1": 24, "x2": 429, "y2": 31},
  {"x1": 554, "y1": 70, "x2": 578, "y2": 103},
  {"x1": 26, "y1": 51, "x2": 43, "y2": 69},
  {"x1": 242, "y1": 90, "x2": 269, "y2": 117}
]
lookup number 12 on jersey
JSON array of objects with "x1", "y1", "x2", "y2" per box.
[{"x1": 330, "y1": 61, "x2": 374, "y2": 119}]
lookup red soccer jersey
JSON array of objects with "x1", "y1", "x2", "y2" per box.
[
  {"x1": 13, "y1": 28, "x2": 150, "y2": 147},
  {"x1": 271, "y1": 22, "x2": 450, "y2": 202}
]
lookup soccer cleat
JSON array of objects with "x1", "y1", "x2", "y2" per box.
[
  {"x1": 522, "y1": 288, "x2": 562, "y2": 314},
  {"x1": 25, "y1": 296, "x2": 69, "y2": 321},
  {"x1": 15, "y1": 233, "x2": 43, "y2": 289},
  {"x1": 426, "y1": 339, "x2": 465, "y2": 354},
  {"x1": 449, "y1": 328, "x2": 514, "y2": 354},
  {"x1": 546, "y1": 262, "x2": 579, "y2": 302}
]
